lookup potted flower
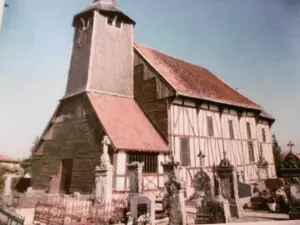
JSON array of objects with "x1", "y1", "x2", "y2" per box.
[{"x1": 267, "y1": 195, "x2": 277, "y2": 212}]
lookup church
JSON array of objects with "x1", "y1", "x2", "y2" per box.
[{"x1": 31, "y1": 0, "x2": 276, "y2": 195}]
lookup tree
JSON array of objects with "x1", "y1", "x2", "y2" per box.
[
  {"x1": 272, "y1": 134, "x2": 283, "y2": 177},
  {"x1": 20, "y1": 136, "x2": 40, "y2": 175}
]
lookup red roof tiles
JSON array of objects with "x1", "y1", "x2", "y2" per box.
[
  {"x1": 134, "y1": 42, "x2": 263, "y2": 110},
  {"x1": 0, "y1": 155, "x2": 20, "y2": 163},
  {"x1": 88, "y1": 92, "x2": 169, "y2": 153}
]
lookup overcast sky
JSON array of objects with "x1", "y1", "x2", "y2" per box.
[{"x1": 0, "y1": 0, "x2": 299, "y2": 158}]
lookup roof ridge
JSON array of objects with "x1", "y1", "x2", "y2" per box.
[
  {"x1": 134, "y1": 42, "x2": 262, "y2": 109},
  {"x1": 88, "y1": 90, "x2": 134, "y2": 99}
]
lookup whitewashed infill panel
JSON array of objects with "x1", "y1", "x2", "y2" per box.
[
  {"x1": 183, "y1": 108, "x2": 189, "y2": 135},
  {"x1": 174, "y1": 136, "x2": 180, "y2": 162},
  {"x1": 198, "y1": 109, "x2": 205, "y2": 137},
  {"x1": 179, "y1": 106, "x2": 184, "y2": 135},
  {"x1": 192, "y1": 107, "x2": 199, "y2": 136},
  {"x1": 194, "y1": 138, "x2": 200, "y2": 167},
  {"x1": 187, "y1": 107, "x2": 194, "y2": 136},
  {"x1": 172, "y1": 105, "x2": 179, "y2": 135}
]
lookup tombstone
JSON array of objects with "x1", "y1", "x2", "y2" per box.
[
  {"x1": 280, "y1": 142, "x2": 300, "y2": 220},
  {"x1": 193, "y1": 151, "x2": 216, "y2": 224},
  {"x1": 216, "y1": 152, "x2": 244, "y2": 218},
  {"x1": 127, "y1": 162, "x2": 144, "y2": 195},
  {"x1": 161, "y1": 159, "x2": 186, "y2": 225},
  {"x1": 257, "y1": 144, "x2": 269, "y2": 180},
  {"x1": 95, "y1": 135, "x2": 114, "y2": 204},
  {"x1": 129, "y1": 195, "x2": 155, "y2": 225}
]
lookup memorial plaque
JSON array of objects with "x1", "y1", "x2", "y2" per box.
[{"x1": 220, "y1": 177, "x2": 234, "y2": 201}]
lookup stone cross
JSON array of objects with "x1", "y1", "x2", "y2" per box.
[
  {"x1": 288, "y1": 141, "x2": 295, "y2": 153},
  {"x1": 100, "y1": 135, "x2": 112, "y2": 168},
  {"x1": 197, "y1": 150, "x2": 205, "y2": 169}
]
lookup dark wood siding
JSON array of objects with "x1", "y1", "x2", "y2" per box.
[
  {"x1": 31, "y1": 94, "x2": 107, "y2": 193},
  {"x1": 133, "y1": 63, "x2": 169, "y2": 141}
]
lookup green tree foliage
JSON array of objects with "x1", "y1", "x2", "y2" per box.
[
  {"x1": 272, "y1": 134, "x2": 283, "y2": 177},
  {"x1": 20, "y1": 136, "x2": 39, "y2": 175}
]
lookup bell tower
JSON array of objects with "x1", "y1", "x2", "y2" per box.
[{"x1": 64, "y1": 0, "x2": 135, "y2": 98}]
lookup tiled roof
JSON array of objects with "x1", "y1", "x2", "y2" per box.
[
  {"x1": 134, "y1": 42, "x2": 263, "y2": 111},
  {"x1": 88, "y1": 92, "x2": 169, "y2": 152},
  {"x1": 260, "y1": 110, "x2": 275, "y2": 121},
  {"x1": 0, "y1": 155, "x2": 20, "y2": 163}
]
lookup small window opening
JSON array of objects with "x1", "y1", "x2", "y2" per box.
[
  {"x1": 107, "y1": 16, "x2": 114, "y2": 26},
  {"x1": 115, "y1": 18, "x2": 122, "y2": 28},
  {"x1": 207, "y1": 116, "x2": 214, "y2": 137}
]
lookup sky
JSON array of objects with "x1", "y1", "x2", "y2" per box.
[{"x1": 0, "y1": 0, "x2": 299, "y2": 158}]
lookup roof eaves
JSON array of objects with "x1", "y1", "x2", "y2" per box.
[{"x1": 177, "y1": 91, "x2": 263, "y2": 111}]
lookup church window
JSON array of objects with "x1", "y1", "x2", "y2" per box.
[
  {"x1": 207, "y1": 116, "x2": 214, "y2": 137},
  {"x1": 228, "y1": 120, "x2": 234, "y2": 139},
  {"x1": 180, "y1": 138, "x2": 190, "y2": 166},
  {"x1": 127, "y1": 152, "x2": 158, "y2": 173},
  {"x1": 246, "y1": 122, "x2": 252, "y2": 139},
  {"x1": 248, "y1": 141, "x2": 255, "y2": 162},
  {"x1": 262, "y1": 128, "x2": 266, "y2": 142}
]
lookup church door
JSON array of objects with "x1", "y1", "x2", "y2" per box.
[{"x1": 60, "y1": 159, "x2": 73, "y2": 194}]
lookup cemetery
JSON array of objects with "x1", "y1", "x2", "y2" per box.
[{"x1": 0, "y1": 142, "x2": 300, "y2": 225}]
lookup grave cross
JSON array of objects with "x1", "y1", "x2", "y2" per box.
[
  {"x1": 100, "y1": 135, "x2": 112, "y2": 167},
  {"x1": 287, "y1": 141, "x2": 294, "y2": 153},
  {"x1": 197, "y1": 150, "x2": 206, "y2": 168}
]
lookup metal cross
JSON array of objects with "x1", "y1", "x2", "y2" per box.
[
  {"x1": 197, "y1": 150, "x2": 206, "y2": 168},
  {"x1": 223, "y1": 150, "x2": 227, "y2": 159},
  {"x1": 287, "y1": 141, "x2": 295, "y2": 152}
]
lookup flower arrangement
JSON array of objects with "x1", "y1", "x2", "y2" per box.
[{"x1": 137, "y1": 213, "x2": 151, "y2": 225}]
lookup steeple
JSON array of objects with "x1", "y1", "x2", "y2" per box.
[{"x1": 64, "y1": 0, "x2": 135, "y2": 99}]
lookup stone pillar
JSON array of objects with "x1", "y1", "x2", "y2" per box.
[
  {"x1": 95, "y1": 135, "x2": 114, "y2": 204},
  {"x1": 127, "y1": 162, "x2": 144, "y2": 195},
  {"x1": 3, "y1": 174, "x2": 12, "y2": 196}
]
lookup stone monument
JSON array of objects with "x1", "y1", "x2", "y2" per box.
[
  {"x1": 280, "y1": 141, "x2": 300, "y2": 220},
  {"x1": 257, "y1": 144, "x2": 269, "y2": 181},
  {"x1": 216, "y1": 151, "x2": 244, "y2": 218},
  {"x1": 161, "y1": 157, "x2": 186, "y2": 225},
  {"x1": 127, "y1": 162, "x2": 144, "y2": 195},
  {"x1": 95, "y1": 135, "x2": 114, "y2": 204}
]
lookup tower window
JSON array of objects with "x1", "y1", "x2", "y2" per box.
[
  {"x1": 115, "y1": 18, "x2": 122, "y2": 28},
  {"x1": 207, "y1": 116, "x2": 214, "y2": 137},
  {"x1": 107, "y1": 16, "x2": 114, "y2": 26},
  {"x1": 180, "y1": 138, "x2": 190, "y2": 166},
  {"x1": 228, "y1": 120, "x2": 234, "y2": 139}
]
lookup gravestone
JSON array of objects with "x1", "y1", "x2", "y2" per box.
[
  {"x1": 161, "y1": 159, "x2": 186, "y2": 225},
  {"x1": 127, "y1": 162, "x2": 144, "y2": 195},
  {"x1": 217, "y1": 152, "x2": 244, "y2": 218},
  {"x1": 129, "y1": 195, "x2": 155, "y2": 224},
  {"x1": 257, "y1": 144, "x2": 269, "y2": 180},
  {"x1": 193, "y1": 151, "x2": 231, "y2": 224},
  {"x1": 280, "y1": 142, "x2": 300, "y2": 220}
]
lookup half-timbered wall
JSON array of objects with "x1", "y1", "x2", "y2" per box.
[
  {"x1": 170, "y1": 97, "x2": 276, "y2": 185},
  {"x1": 114, "y1": 152, "x2": 166, "y2": 192}
]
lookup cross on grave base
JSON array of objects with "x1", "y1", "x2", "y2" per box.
[{"x1": 288, "y1": 141, "x2": 295, "y2": 153}]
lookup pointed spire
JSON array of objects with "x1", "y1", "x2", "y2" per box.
[{"x1": 93, "y1": 0, "x2": 116, "y2": 5}]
